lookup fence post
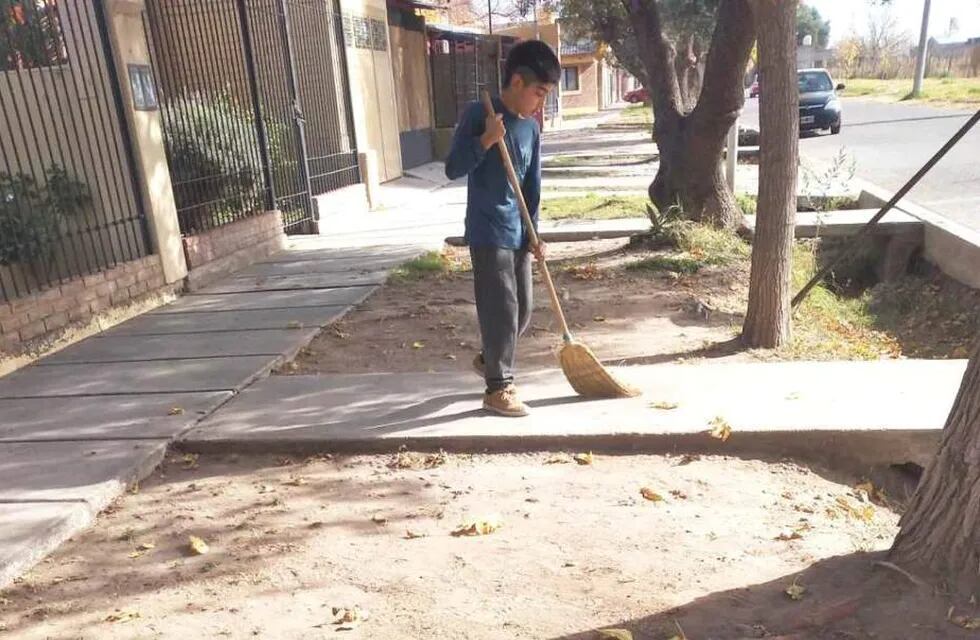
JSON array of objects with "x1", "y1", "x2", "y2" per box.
[
  {"x1": 236, "y1": 0, "x2": 277, "y2": 212},
  {"x1": 101, "y1": 0, "x2": 187, "y2": 284},
  {"x1": 276, "y1": 0, "x2": 318, "y2": 233}
]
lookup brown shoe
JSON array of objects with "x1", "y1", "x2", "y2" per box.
[
  {"x1": 472, "y1": 352, "x2": 486, "y2": 378},
  {"x1": 483, "y1": 384, "x2": 529, "y2": 417}
]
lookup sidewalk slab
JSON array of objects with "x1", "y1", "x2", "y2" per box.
[
  {"x1": 153, "y1": 286, "x2": 375, "y2": 314},
  {"x1": 0, "y1": 356, "x2": 277, "y2": 398},
  {"x1": 0, "y1": 503, "x2": 91, "y2": 589},
  {"x1": 201, "y1": 271, "x2": 389, "y2": 294},
  {"x1": 103, "y1": 307, "x2": 348, "y2": 336},
  {"x1": 259, "y1": 244, "x2": 422, "y2": 264},
  {"x1": 238, "y1": 255, "x2": 410, "y2": 277},
  {"x1": 0, "y1": 439, "x2": 167, "y2": 507},
  {"x1": 183, "y1": 360, "x2": 965, "y2": 469},
  {"x1": 39, "y1": 330, "x2": 315, "y2": 365},
  {"x1": 157, "y1": 286, "x2": 377, "y2": 315},
  {"x1": 0, "y1": 392, "x2": 230, "y2": 441}
]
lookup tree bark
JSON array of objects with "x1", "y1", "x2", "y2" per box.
[
  {"x1": 891, "y1": 340, "x2": 980, "y2": 597},
  {"x1": 633, "y1": 0, "x2": 755, "y2": 229},
  {"x1": 742, "y1": 0, "x2": 798, "y2": 348}
]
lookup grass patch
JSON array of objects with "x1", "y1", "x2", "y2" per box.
[
  {"x1": 544, "y1": 154, "x2": 656, "y2": 168},
  {"x1": 562, "y1": 110, "x2": 596, "y2": 121},
  {"x1": 626, "y1": 255, "x2": 703, "y2": 274},
  {"x1": 615, "y1": 104, "x2": 653, "y2": 126},
  {"x1": 783, "y1": 242, "x2": 900, "y2": 360},
  {"x1": 842, "y1": 77, "x2": 980, "y2": 105},
  {"x1": 626, "y1": 224, "x2": 751, "y2": 274},
  {"x1": 540, "y1": 194, "x2": 651, "y2": 220},
  {"x1": 736, "y1": 193, "x2": 757, "y2": 216},
  {"x1": 389, "y1": 251, "x2": 450, "y2": 282}
]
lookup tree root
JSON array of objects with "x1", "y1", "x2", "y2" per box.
[{"x1": 873, "y1": 560, "x2": 932, "y2": 589}]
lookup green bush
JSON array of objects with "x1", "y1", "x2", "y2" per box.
[
  {"x1": 162, "y1": 93, "x2": 286, "y2": 230},
  {"x1": 0, "y1": 167, "x2": 91, "y2": 266}
]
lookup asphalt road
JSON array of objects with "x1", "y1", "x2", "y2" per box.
[{"x1": 741, "y1": 97, "x2": 980, "y2": 232}]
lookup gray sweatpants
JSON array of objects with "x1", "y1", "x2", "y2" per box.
[{"x1": 470, "y1": 245, "x2": 533, "y2": 392}]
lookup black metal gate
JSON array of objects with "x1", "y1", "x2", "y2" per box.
[
  {"x1": 0, "y1": 0, "x2": 153, "y2": 303},
  {"x1": 429, "y1": 28, "x2": 504, "y2": 128},
  {"x1": 144, "y1": 0, "x2": 359, "y2": 236}
]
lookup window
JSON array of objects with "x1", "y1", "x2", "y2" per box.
[
  {"x1": 561, "y1": 66, "x2": 579, "y2": 92},
  {"x1": 1, "y1": 1, "x2": 68, "y2": 72}
]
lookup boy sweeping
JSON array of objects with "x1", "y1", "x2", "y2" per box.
[{"x1": 445, "y1": 40, "x2": 561, "y2": 418}]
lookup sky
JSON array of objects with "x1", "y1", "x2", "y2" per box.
[{"x1": 804, "y1": 0, "x2": 980, "y2": 45}]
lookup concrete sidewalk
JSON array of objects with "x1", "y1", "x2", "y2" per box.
[
  {"x1": 0, "y1": 170, "x2": 460, "y2": 588},
  {"x1": 182, "y1": 359, "x2": 965, "y2": 471}
]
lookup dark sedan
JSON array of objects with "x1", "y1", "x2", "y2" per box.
[{"x1": 798, "y1": 69, "x2": 844, "y2": 135}]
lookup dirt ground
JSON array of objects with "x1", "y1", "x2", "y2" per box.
[
  {"x1": 4, "y1": 451, "x2": 975, "y2": 640},
  {"x1": 290, "y1": 239, "x2": 752, "y2": 377}
]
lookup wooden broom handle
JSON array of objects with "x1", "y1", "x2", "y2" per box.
[{"x1": 480, "y1": 91, "x2": 571, "y2": 340}]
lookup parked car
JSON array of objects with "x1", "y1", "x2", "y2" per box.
[
  {"x1": 624, "y1": 87, "x2": 649, "y2": 103},
  {"x1": 798, "y1": 68, "x2": 844, "y2": 135},
  {"x1": 749, "y1": 75, "x2": 759, "y2": 98}
]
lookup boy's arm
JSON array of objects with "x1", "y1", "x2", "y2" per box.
[
  {"x1": 522, "y1": 130, "x2": 542, "y2": 229},
  {"x1": 445, "y1": 103, "x2": 487, "y2": 180}
]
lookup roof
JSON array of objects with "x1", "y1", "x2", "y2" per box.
[{"x1": 561, "y1": 41, "x2": 596, "y2": 55}]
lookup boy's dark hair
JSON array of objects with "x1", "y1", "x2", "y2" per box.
[{"x1": 504, "y1": 40, "x2": 560, "y2": 88}]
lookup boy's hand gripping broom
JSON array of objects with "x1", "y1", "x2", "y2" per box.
[{"x1": 480, "y1": 91, "x2": 639, "y2": 399}]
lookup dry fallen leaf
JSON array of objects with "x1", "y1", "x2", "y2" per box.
[
  {"x1": 404, "y1": 530, "x2": 426, "y2": 540},
  {"x1": 598, "y1": 630, "x2": 633, "y2": 640},
  {"x1": 951, "y1": 615, "x2": 980, "y2": 630},
  {"x1": 284, "y1": 476, "x2": 308, "y2": 487},
  {"x1": 287, "y1": 321, "x2": 303, "y2": 329},
  {"x1": 775, "y1": 531, "x2": 803, "y2": 542},
  {"x1": 105, "y1": 610, "x2": 141, "y2": 623},
  {"x1": 640, "y1": 487, "x2": 664, "y2": 502},
  {"x1": 835, "y1": 496, "x2": 875, "y2": 522},
  {"x1": 573, "y1": 452, "x2": 594, "y2": 466},
  {"x1": 332, "y1": 606, "x2": 369, "y2": 630},
  {"x1": 708, "y1": 417, "x2": 733, "y2": 442},
  {"x1": 544, "y1": 453, "x2": 573, "y2": 465},
  {"x1": 593, "y1": 315, "x2": 606, "y2": 322},
  {"x1": 412, "y1": 341, "x2": 425, "y2": 349},
  {"x1": 452, "y1": 517, "x2": 501, "y2": 537},
  {"x1": 391, "y1": 450, "x2": 447, "y2": 470},
  {"x1": 649, "y1": 401, "x2": 679, "y2": 410},
  {"x1": 187, "y1": 535, "x2": 209, "y2": 556},
  {"x1": 168, "y1": 407, "x2": 185, "y2": 416},
  {"x1": 371, "y1": 514, "x2": 389, "y2": 525},
  {"x1": 182, "y1": 453, "x2": 199, "y2": 470},
  {"x1": 138, "y1": 542, "x2": 156, "y2": 551},
  {"x1": 785, "y1": 580, "x2": 806, "y2": 601}
]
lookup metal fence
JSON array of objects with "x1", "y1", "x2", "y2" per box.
[
  {"x1": 0, "y1": 0, "x2": 152, "y2": 304},
  {"x1": 429, "y1": 28, "x2": 507, "y2": 128},
  {"x1": 144, "y1": 0, "x2": 359, "y2": 236}
]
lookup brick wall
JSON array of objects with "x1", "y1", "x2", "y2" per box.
[
  {"x1": 561, "y1": 58, "x2": 600, "y2": 112},
  {"x1": 182, "y1": 211, "x2": 285, "y2": 270},
  {"x1": 0, "y1": 255, "x2": 166, "y2": 356}
]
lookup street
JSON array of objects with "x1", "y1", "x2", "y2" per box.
[{"x1": 741, "y1": 97, "x2": 980, "y2": 231}]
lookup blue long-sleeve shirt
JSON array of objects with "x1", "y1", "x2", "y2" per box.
[{"x1": 445, "y1": 98, "x2": 541, "y2": 250}]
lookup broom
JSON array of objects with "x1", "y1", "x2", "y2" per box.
[{"x1": 480, "y1": 91, "x2": 638, "y2": 399}]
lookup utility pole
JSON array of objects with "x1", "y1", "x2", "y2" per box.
[
  {"x1": 912, "y1": 0, "x2": 931, "y2": 98},
  {"x1": 487, "y1": 0, "x2": 492, "y2": 33}
]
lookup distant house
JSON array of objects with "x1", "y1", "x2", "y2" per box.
[
  {"x1": 559, "y1": 37, "x2": 633, "y2": 114},
  {"x1": 797, "y1": 44, "x2": 833, "y2": 70}
]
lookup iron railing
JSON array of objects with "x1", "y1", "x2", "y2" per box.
[
  {"x1": 429, "y1": 28, "x2": 510, "y2": 128},
  {"x1": 144, "y1": 0, "x2": 359, "y2": 236},
  {"x1": 0, "y1": 0, "x2": 152, "y2": 303}
]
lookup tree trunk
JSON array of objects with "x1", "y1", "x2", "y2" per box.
[
  {"x1": 636, "y1": 0, "x2": 756, "y2": 229},
  {"x1": 742, "y1": 0, "x2": 799, "y2": 348},
  {"x1": 891, "y1": 340, "x2": 980, "y2": 597}
]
